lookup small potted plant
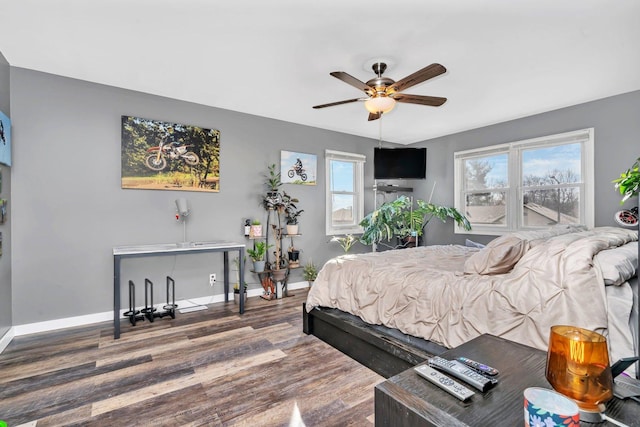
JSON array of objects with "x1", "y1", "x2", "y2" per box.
[
  {"x1": 285, "y1": 204, "x2": 304, "y2": 235},
  {"x1": 331, "y1": 234, "x2": 358, "y2": 253},
  {"x1": 263, "y1": 163, "x2": 282, "y2": 209},
  {"x1": 303, "y1": 259, "x2": 318, "y2": 285},
  {"x1": 233, "y1": 282, "x2": 248, "y2": 304},
  {"x1": 613, "y1": 157, "x2": 640, "y2": 205},
  {"x1": 249, "y1": 219, "x2": 262, "y2": 238},
  {"x1": 287, "y1": 245, "x2": 300, "y2": 268},
  {"x1": 247, "y1": 241, "x2": 269, "y2": 272}
]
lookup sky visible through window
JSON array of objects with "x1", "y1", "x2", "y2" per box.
[
  {"x1": 331, "y1": 160, "x2": 354, "y2": 211},
  {"x1": 481, "y1": 143, "x2": 581, "y2": 186}
]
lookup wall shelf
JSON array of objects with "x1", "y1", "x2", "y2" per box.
[{"x1": 375, "y1": 185, "x2": 413, "y2": 193}]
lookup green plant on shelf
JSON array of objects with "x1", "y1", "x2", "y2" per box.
[{"x1": 247, "y1": 241, "x2": 270, "y2": 262}]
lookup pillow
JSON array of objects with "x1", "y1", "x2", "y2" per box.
[
  {"x1": 463, "y1": 225, "x2": 586, "y2": 275},
  {"x1": 463, "y1": 234, "x2": 530, "y2": 275},
  {"x1": 465, "y1": 239, "x2": 486, "y2": 249},
  {"x1": 595, "y1": 241, "x2": 638, "y2": 286}
]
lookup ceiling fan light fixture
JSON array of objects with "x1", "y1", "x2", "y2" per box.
[{"x1": 365, "y1": 96, "x2": 396, "y2": 114}]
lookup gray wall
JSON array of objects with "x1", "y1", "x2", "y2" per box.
[
  {"x1": 9, "y1": 65, "x2": 639, "y2": 326},
  {"x1": 407, "y1": 90, "x2": 640, "y2": 246},
  {"x1": 10, "y1": 68, "x2": 378, "y2": 325},
  {"x1": 0, "y1": 50, "x2": 10, "y2": 338}
]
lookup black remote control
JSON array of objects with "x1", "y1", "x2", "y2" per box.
[
  {"x1": 428, "y1": 356, "x2": 498, "y2": 392},
  {"x1": 456, "y1": 356, "x2": 499, "y2": 376},
  {"x1": 414, "y1": 365, "x2": 475, "y2": 401}
]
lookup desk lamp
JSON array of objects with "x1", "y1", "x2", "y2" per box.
[
  {"x1": 545, "y1": 325, "x2": 613, "y2": 422},
  {"x1": 175, "y1": 198, "x2": 190, "y2": 247}
]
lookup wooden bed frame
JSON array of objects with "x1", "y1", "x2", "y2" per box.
[{"x1": 302, "y1": 303, "x2": 447, "y2": 378}]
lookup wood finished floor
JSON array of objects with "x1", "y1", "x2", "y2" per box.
[{"x1": 0, "y1": 290, "x2": 384, "y2": 426}]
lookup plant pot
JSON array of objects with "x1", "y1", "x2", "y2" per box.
[
  {"x1": 253, "y1": 260, "x2": 266, "y2": 273},
  {"x1": 250, "y1": 225, "x2": 262, "y2": 238},
  {"x1": 234, "y1": 291, "x2": 247, "y2": 304},
  {"x1": 288, "y1": 250, "x2": 300, "y2": 268},
  {"x1": 397, "y1": 235, "x2": 421, "y2": 248},
  {"x1": 271, "y1": 269, "x2": 287, "y2": 282},
  {"x1": 286, "y1": 224, "x2": 299, "y2": 235}
]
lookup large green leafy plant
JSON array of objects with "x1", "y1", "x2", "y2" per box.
[
  {"x1": 613, "y1": 157, "x2": 640, "y2": 204},
  {"x1": 359, "y1": 195, "x2": 471, "y2": 247}
]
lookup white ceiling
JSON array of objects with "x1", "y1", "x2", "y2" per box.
[{"x1": 1, "y1": 0, "x2": 639, "y2": 145}]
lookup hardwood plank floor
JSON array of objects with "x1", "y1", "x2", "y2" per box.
[{"x1": 0, "y1": 290, "x2": 384, "y2": 426}]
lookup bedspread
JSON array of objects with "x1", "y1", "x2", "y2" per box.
[{"x1": 306, "y1": 227, "x2": 638, "y2": 354}]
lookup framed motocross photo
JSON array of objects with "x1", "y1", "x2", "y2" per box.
[
  {"x1": 0, "y1": 110, "x2": 11, "y2": 167},
  {"x1": 121, "y1": 116, "x2": 221, "y2": 192},
  {"x1": 280, "y1": 150, "x2": 316, "y2": 185}
]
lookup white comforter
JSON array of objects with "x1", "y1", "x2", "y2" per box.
[{"x1": 306, "y1": 227, "x2": 638, "y2": 360}]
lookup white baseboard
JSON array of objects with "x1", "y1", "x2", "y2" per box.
[
  {"x1": 0, "y1": 327, "x2": 15, "y2": 354},
  {"x1": 12, "y1": 281, "x2": 310, "y2": 337}
]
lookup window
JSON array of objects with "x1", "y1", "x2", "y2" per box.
[
  {"x1": 454, "y1": 128, "x2": 594, "y2": 235},
  {"x1": 325, "y1": 149, "x2": 366, "y2": 235}
]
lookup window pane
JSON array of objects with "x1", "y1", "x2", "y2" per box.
[
  {"x1": 464, "y1": 154, "x2": 508, "y2": 190},
  {"x1": 464, "y1": 192, "x2": 507, "y2": 225},
  {"x1": 522, "y1": 187, "x2": 581, "y2": 226},
  {"x1": 332, "y1": 194, "x2": 354, "y2": 226},
  {"x1": 522, "y1": 143, "x2": 582, "y2": 186},
  {"x1": 330, "y1": 160, "x2": 354, "y2": 192}
]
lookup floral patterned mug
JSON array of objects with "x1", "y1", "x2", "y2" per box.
[{"x1": 524, "y1": 387, "x2": 580, "y2": 427}]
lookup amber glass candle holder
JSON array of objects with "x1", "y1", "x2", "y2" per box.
[{"x1": 545, "y1": 325, "x2": 613, "y2": 415}]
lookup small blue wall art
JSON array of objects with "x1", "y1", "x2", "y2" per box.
[{"x1": 0, "y1": 110, "x2": 11, "y2": 167}]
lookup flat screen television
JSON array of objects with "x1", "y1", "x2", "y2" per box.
[{"x1": 374, "y1": 147, "x2": 427, "y2": 180}]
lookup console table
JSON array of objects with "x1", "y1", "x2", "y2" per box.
[
  {"x1": 113, "y1": 241, "x2": 245, "y2": 339},
  {"x1": 375, "y1": 334, "x2": 640, "y2": 426}
]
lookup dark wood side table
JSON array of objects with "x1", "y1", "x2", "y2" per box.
[{"x1": 375, "y1": 334, "x2": 640, "y2": 426}]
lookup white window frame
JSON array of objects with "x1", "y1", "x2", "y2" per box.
[
  {"x1": 454, "y1": 128, "x2": 594, "y2": 235},
  {"x1": 325, "y1": 149, "x2": 366, "y2": 235}
]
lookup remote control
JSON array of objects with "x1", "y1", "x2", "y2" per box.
[
  {"x1": 456, "y1": 356, "x2": 499, "y2": 376},
  {"x1": 428, "y1": 356, "x2": 497, "y2": 392},
  {"x1": 414, "y1": 364, "x2": 475, "y2": 401}
]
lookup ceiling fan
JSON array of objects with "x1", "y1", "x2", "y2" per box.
[{"x1": 312, "y1": 62, "x2": 448, "y2": 121}]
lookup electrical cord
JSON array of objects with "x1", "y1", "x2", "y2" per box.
[{"x1": 600, "y1": 413, "x2": 630, "y2": 427}]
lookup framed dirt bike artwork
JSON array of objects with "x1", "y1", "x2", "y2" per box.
[
  {"x1": 0, "y1": 110, "x2": 11, "y2": 167},
  {"x1": 121, "y1": 116, "x2": 221, "y2": 192},
  {"x1": 280, "y1": 150, "x2": 316, "y2": 186}
]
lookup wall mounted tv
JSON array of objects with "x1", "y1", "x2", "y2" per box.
[{"x1": 374, "y1": 147, "x2": 427, "y2": 180}]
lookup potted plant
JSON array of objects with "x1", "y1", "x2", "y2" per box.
[
  {"x1": 285, "y1": 203, "x2": 304, "y2": 235},
  {"x1": 249, "y1": 219, "x2": 262, "y2": 238},
  {"x1": 331, "y1": 234, "x2": 358, "y2": 253},
  {"x1": 287, "y1": 245, "x2": 300, "y2": 268},
  {"x1": 613, "y1": 157, "x2": 640, "y2": 205},
  {"x1": 233, "y1": 282, "x2": 248, "y2": 304},
  {"x1": 263, "y1": 163, "x2": 282, "y2": 209},
  {"x1": 303, "y1": 259, "x2": 318, "y2": 285},
  {"x1": 360, "y1": 195, "x2": 471, "y2": 249},
  {"x1": 247, "y1": 241, "x2": 269, "y2": 272}
]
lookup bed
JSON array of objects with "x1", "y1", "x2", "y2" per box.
[{"x1": 303, "y1": 226, "x2": 639, "y2": 378}]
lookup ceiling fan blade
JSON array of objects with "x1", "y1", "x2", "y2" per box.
[
  {"x1": 393, "y1": 94, "x2": 447, "y2": 107},
  {"x1": 330, "y1": 72, "x2": 374, "y2": 94},
  {"x1": 312, "y1": 98, "x2": 362, "y2": 109},
  {"x1": 368, "y1": 112, "x2": 381, "y2": 121},
  {"x1": 390, "y1": 63, "x2": 446, "y2": 93}
]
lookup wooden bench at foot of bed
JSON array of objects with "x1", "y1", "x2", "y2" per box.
[{"x1": 303, "y1": 303, "x2": 448, "y2": 378}]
